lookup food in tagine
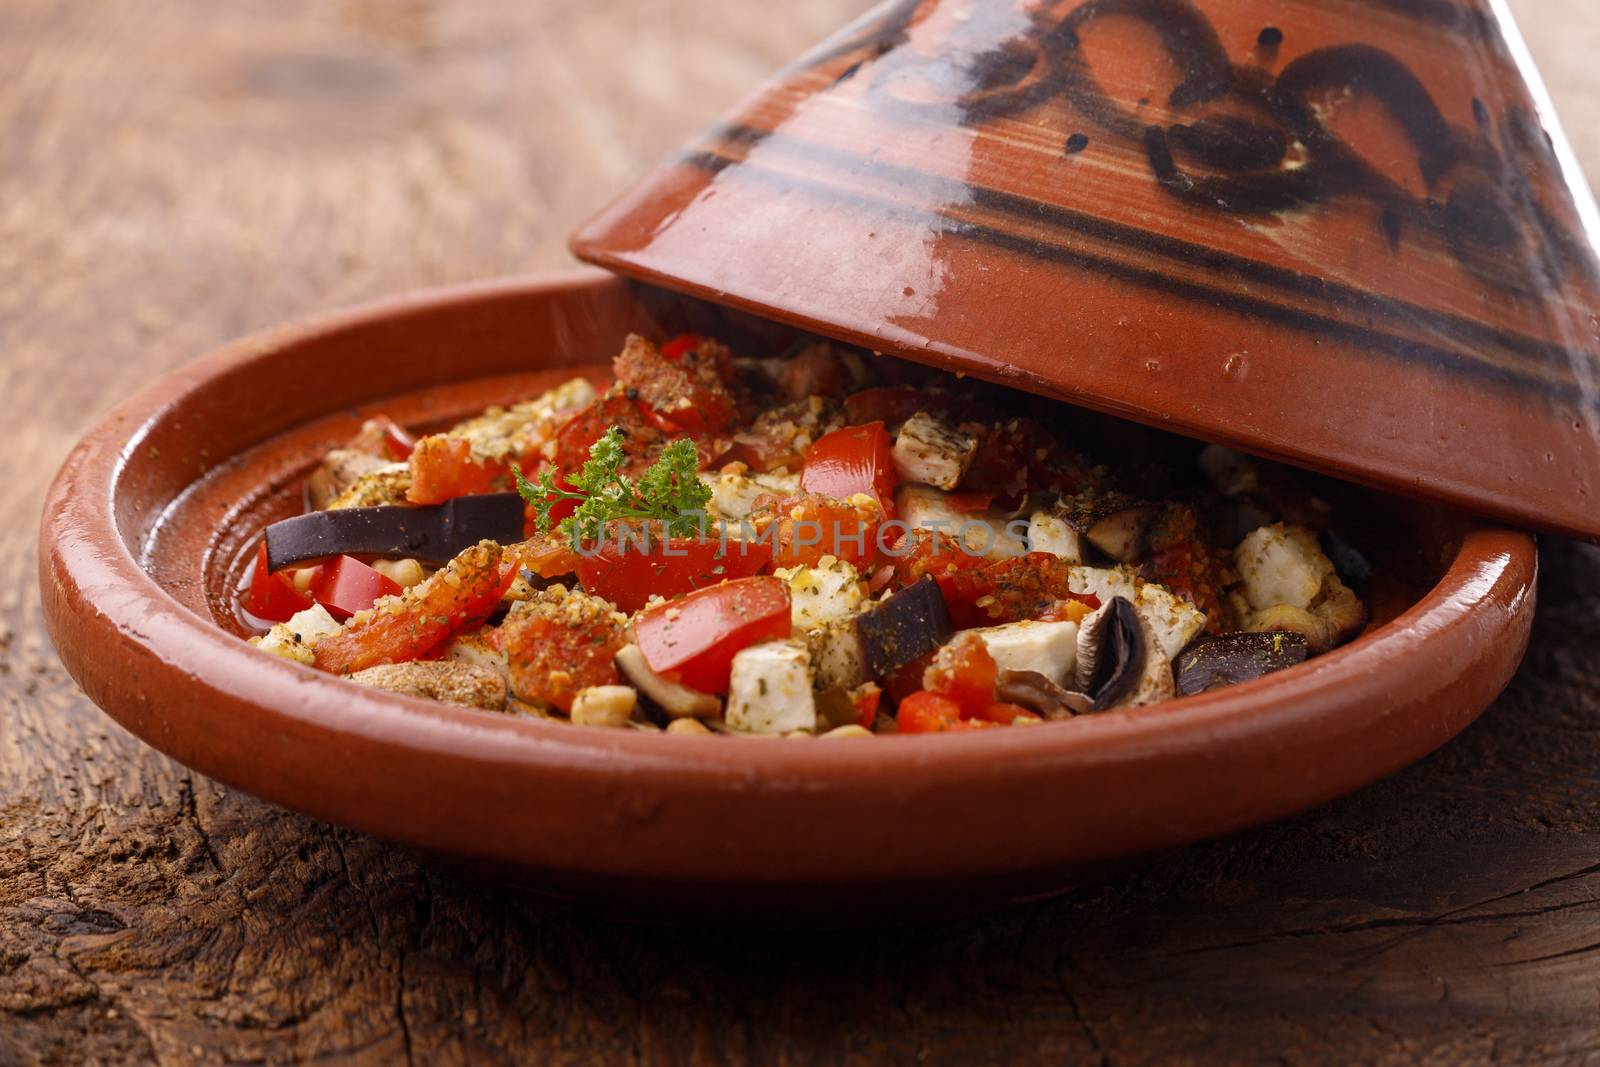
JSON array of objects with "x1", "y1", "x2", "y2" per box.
[{"x1": 240, "y1": 333, "x2": 1370, "y2": 735}]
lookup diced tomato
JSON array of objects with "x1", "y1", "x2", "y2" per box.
[
  {"x1": 889, "y1": 529, "x2": 990, "y2": 628},
  {"x1": 1037, "y1": 598, "x2": 1098, "y2": 625},
  {"x1": 851, "y1": 684, "x2": 882, "y2": 729},
  {"x1": 801, "y1": 422, "x2": 898, "y2": 518},
  {"x1": 372, "y1": 417, "x2": 417, "y2": 461},
  {"x1": 549, "y1": 393, "x2": 664, "y2": 475},
  {"x1": 769, "y1": 494, "x2": 884, "y2": 571},
  {"x1": 634, "y1": 575, "x2": 792, "y2": 693},
  {"x1": 965, "y1": 417, "x2": 1092, "y2": 496},
  {"x1": 314, "y1": 542, "x2": 515, "y2": 674},
  {"x1": 660, "y1": 333, "x2": 702, "y2": 361},
  {"x1": 1142, "y1": 535, "x2": 1228, "y2": 622},
  {"x1": 307, "y1": 556, "x2": 404, "y2": 621},
  {"x1": 512, "y1": 531, "x2": 582, "y2": 579},
  {"x1": 971, "y1": 702, "x2": 1038, "y2": 725},
  {"x1": 574, "y1": 532, "x2": 769, "y2": 615},
  {"x1": 407, "y1": 435, "x2": 501, "y2": 505},
  {"x1": 895, "y1": 690, "x2": 999, "y2": 733},
  {"x1": 922, "y1": 632, "x2": 998, "y2": 717},
  {"x1": 500, "y1": 599, "x2": 625, "y2": 713},
  {"x1": 243, "y1": 543, "x2": 312, "y2": 623},
  {"x1": 348, "y1": 415, "x2": 417, "y2": 461},
  {"x1": 895, "y1": 690, "x2": 963, "y2": 733},
  {"x1": 614, "y1": 335, "x2": 736, "y2": 436},
  {"x1": 895, "y1": 536, "x2": 1099, "y2": 628}
]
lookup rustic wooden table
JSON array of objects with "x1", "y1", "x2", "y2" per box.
[{"x1": 4, "y1": 2, "x2": 1598, "y2": 1063}]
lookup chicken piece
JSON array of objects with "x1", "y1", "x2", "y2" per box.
[
  {"x1": 892, "y1": 411, "x2": 977, "y2": 490},
  {"x1": 347, "y1": 661, "x2": 508, "y2": 710}
]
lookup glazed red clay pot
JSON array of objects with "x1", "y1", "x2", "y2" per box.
[
  {"x1": 574, "y1": 0, "x2": 1600, "y2": 541},
  {"x1": 39, "y1": 271, "x2": 1535, "y2": 921}
]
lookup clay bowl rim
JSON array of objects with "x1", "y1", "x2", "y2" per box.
[{"x1": 38, "y1": 268, "x2": 1538, "y2": 885}]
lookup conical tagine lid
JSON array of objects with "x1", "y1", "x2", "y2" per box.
[{"x1": 572, "y1": 0, "x2": 1600, "y2": 539}]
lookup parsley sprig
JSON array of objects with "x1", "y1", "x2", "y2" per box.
[{"x1": 514, "y1": 426, "x2": 711, "y2": 543}]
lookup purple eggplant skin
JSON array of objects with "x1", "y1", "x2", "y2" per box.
[
  {"x1": 264, "y1": 493, "x2": 525, "y2": 570},
  {"x1": 856, "y1": 577, "x2": 953, "y2": 678},
  {"x1": 1175, "y1": 631, "x2": 1309, "y2": 697}
]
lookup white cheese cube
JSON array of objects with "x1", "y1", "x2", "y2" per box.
[
  {"x1": 806, "y1": 620, "x2": 868, "y2": 691},
  {"x1": 726, "y1": 641, "x2": 817, "y2": 734},
  {"x1": 1234, "y1": 524, "x2": 1333, "y2": 611},
  {"x1": 1027, "y1": 510, "x2": 1085, "y2": 563},
  {"x1": 895, "y1": 485, "x2": 1026, "y2": 560},
  {"x1": 774, "y1": 557, "x2": 866, "y2": 632},
  {"x1": 971, "y1": 619, "x2": 1079, "y2": 688},
  {"x1": 255, "y1": 603, "x2": 342, "y2": 666},
  {"x1": 704, "y1": 469, "x2": 800, "y2": 521},
  {"x1": 892, "y1": 411, "x2": 977, "y2": 490}
]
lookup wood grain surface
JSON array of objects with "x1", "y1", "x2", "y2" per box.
[{"x1": 3, "y1": 2, "x2": 1598, "y2": 1064}]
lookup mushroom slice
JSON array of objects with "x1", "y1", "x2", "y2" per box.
[
  {"x1": 614, "y1": 644, "x2": 722, "y2": 720},
  {"x1": 1175, "y1": 631, "x2": 1309, "y2": 696},
  {"x1": 1075, "y1": 597, "x2": 1176, "y2": 710},
  {"x1": 1244, "y1": 575, "x2": 1367, "y2": 654},
  {"x1": 1051, "y1": 490, "x2": 1157, "y2": 563},
  {"x1": 995, "y1": 669, "x2": 1093, "y2": 720}
]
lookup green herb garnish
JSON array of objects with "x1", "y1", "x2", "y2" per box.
[{"x1": 514, "y1": 426, "x2": 711, "y2": 543}]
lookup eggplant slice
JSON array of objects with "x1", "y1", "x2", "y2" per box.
[
  {"x1": 856, "y1": 577, "x2": 954, "y2": 679},
  {"x1": 265, "y1": 493, "x2": 526, "y2": 570},
  {"x1": 1175, "y1": 631, "x2": 1308, "y2": 696}
]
